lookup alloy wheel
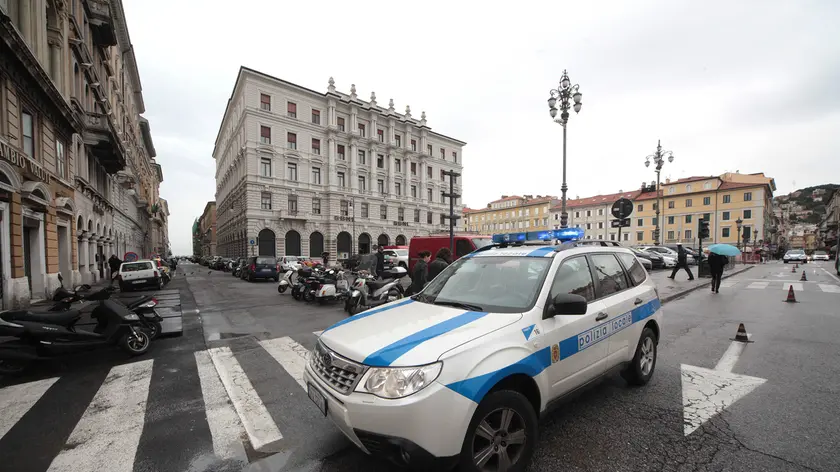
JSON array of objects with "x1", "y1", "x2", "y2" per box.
[
  {"x1": 471, "y1": 407, "x2": 527, "y2": 471},
  {"x1": 640, "y1": 337, "x2": 655, "y2": 376}
]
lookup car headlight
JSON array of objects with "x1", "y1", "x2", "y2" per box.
[
  {"x1": 357, "y1": 362, "x2": 443, "y2": 399},
  {"x1": 124, "y1": 313, "x2": 140, "y2": 321}
]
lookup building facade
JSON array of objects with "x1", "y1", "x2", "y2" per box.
[
  {"x1": 633, "y1": 173, "x2": 775, "y2": 247},
  {"x1": 464, "y1": 195, "x2": 555, "y2": 234},
  {"x1": 213, "y1": 68, "x2": 465, "y2": 260},
  {"x1": 549, "y1": 190, "x2": 641, "y2": 242},
  {"x1": 0, "y1": 0, "x2": 164, "y2": 308},
  {"x1": 197, "y1": 201, "x2": 215, "y2": 256}
]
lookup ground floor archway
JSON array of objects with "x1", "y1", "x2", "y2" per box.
[
  {"x1": 285, "y1": 230, "x2": 301, "y2": 256},
  {"x1": 309, "y1": 231, "x2": 324, "y2": 257},
  {"x1": 258, "y1": 229, "x2": 276, "y2": 256}
]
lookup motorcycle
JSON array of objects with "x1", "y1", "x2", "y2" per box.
[
  {"x1": 277, "y1": 269, "x2": 296, "y2": 294},
  {"x1": 50, "y1": 284, "x2": 163, "y2": 340},
  {"x1": 313, "y1": 269, "x2": 351, "y2": 305},
  {"x1": 0, "y1": 286, "x2": 153, "y2": 375},
  {"x1": 345, "y1": 266, "x2": 408, "y2": 315}
]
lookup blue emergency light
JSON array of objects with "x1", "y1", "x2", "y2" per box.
[{"x1": 491, "y1": 227, "x2": 584, "y2": 244}]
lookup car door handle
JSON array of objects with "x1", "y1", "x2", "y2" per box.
[
  {"x1": 595, "y1": 312, "x2": 608, "y2": 321},
  {"x1": 634, "y1": 298, "x2": 643, "y2": 305}
]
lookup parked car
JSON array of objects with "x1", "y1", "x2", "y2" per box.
[
  {"x1": 118, "y1": 260, "x2": 165, "y2": 291},
  {"x1": 382, "y1": 248, "x2": 408, "y2": 269},
  {"x1": 241, "y1": 256, "x2": 279, "y2": 282},
  {"x1": 279, "y1": 256, "x2": 303, "y2": 271},
  {"x1": 630, "y1": 247, "x2": 656, "y2": 270},
  {"x1": 639, "y1": 246, "x2": 686, "y2": 266}
]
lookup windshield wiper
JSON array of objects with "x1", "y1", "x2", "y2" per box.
[{"x1": 432, "y1": 300, "x2": 485, "y2": 312}]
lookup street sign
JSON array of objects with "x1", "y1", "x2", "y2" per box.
[
  {"x1": 610, "y1": 218, "x2": 630, "y2": 228},
  {"x1": 611, "y1": 198, "x2": 634, "y2": 219},
  {"x1": 249, "y1": 239, "x2": 256, "y2": 246},
  {"x1": 123, "y1": 252, "x2": 138, "y2": 262}
]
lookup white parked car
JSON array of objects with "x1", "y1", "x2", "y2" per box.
[
  {"x1": 305, "y1": 239, "x2": 664, "y2": 471},
  {"x1": 278, "y1": 255, "x2": 302, "y2": 271},
  {"x1": 118, "y1": 260, "x2": 165, "y2": 292},
  {"x1": 383, "y1": 248, "x2": 409, "y2": 269}
]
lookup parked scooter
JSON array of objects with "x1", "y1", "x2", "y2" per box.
[
  {"x1": 313, "y1": 269, "x2": 351, "y2": 304},
  {"x1": 0, "y1": 286, "x2": 153, "y2": 375},
  {"x1": 277, "y1": 269, "x2": 296, "y2": 293},
  {"x1": 50, "y1": 277, "x2": 163, "y2": 340},
  {"x1": 345, "y1": 266, "x2": 408, "y2": 315}
]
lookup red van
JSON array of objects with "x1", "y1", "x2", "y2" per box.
[{"x1": 407, "y1": 234, "x2": 493, "y2": 273}]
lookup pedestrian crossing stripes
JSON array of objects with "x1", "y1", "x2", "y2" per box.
[
  {"x1": 728, "y1": 281, "x2": 840, "y2": 293},
  {"x1": 47, "y1": 360, "x2": 154, "y2": 472},
  {"x1": 0, "y1": 330, "x2": 340, "y2": 472}
]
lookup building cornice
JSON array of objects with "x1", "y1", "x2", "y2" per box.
[{"x1": 110, "y1": 0, "x2": 145, "y2": 114}]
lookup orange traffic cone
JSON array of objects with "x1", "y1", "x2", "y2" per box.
[
  {"x1": 785, "y1": 285, "x2": 797, "y2": 303},
  {"x1": 801, "y1": 271, "x2": 807, "y2": 281},
  {"x1": 731, "y1": 323, "x2": 752, "y2": 342},
  {"x1": 791, "y1": 265, "x2": 796, "y2": 273}
]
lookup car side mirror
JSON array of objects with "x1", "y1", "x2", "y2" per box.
[{"x1": 544, "y1": 293, "x2": 588, "y2": 318}]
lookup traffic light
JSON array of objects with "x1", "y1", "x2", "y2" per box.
[{"x1": 699, "y1": 219, "x2": 710, "y2": 240}]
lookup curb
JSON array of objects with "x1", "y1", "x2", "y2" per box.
[{"x1": 660, "y1": 265, "x2": 754, "y2": 305}]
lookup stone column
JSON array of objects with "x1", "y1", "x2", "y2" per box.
[
  {"x1": 88, "y1": 238, "x2": 97, "y2": 282},
  {"x1": 48, "y1": 40, "x2": 61, "y2": 86},
  {"x1": 78, "y1": 233, "x2": 89, "y2": 281},
  {"x1": 349, "y1": 142, "x2": 358, "y2": 191},
  {"x1": 19, "y1": 0, "x2": 32, "y2": 45}
]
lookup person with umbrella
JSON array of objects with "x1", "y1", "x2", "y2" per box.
[
  {"x1": 668, "y1": 244, "x2": 695, "y2": 281},
  {"x1": 706, "y1": 243, "x2": 741, "y2": 293}
]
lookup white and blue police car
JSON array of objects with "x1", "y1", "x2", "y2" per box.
[{"x1": 303, "y1": 229, "x2": 664, "y2": 472}]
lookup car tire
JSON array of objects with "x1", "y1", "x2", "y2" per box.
[
  {"x1": 783, "y1": 261, "x2": 788, "y2": 264},
  {"x1": 458, "y1": 390, "x2": 538, "y2": 472},
  {"x1": 621, "y1": 327, "x2": 657, "y2": 386},
  {"x1": 274, "y1": 277, "x2": 280, "y2": 282}
]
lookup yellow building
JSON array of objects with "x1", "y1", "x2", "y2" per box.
[
  {"x1": 634, "y1": 173, "x2": 776, "y2": 247},
  {"x1": 464, "y1": 195, "x2": 557, "y2": 234}
]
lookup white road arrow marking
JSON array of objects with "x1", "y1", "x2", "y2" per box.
[{"x1": 681, "y1": 336, "x2": 767, "y2": 436}]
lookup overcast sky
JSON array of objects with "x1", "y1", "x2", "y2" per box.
[{"x1": 123, "y1": 0, "x2": 840, "y2": 255}]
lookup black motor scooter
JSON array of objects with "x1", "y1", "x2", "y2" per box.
[
  {"x1": 0, "y1": 286, "x2": 153, "y2": 375},
  {"x1": 50, "y1": 280, "x2": 163, "y2": 340}
]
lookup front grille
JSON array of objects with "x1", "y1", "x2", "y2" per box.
[{"x1": 312, "y1": 342, "x2": 366, "y2": 395}]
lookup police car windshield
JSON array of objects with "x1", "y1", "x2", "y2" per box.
[{"x1": 416, "y1": 256, "x2": 551, "y2": 313}]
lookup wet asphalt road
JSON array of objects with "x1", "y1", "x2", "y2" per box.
[{"x1": 1, "y1": 261, "x2": 839, "y2": 472}]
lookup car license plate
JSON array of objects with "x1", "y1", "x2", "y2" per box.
[
  {"x1": 132, "y1": 280, "x2": 144, "y2": 284},
  {"x1": 260, "y1": 268, "x2": 269, "y2": 272},
  {"x1": 307, "y1": 383, "x2": 327, "y2": 416}
]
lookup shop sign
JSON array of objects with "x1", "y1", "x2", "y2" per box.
[
  {"x1": 393, "y1": 221, "x2": 409, "y2": 227},
  {"x1": 0, "y1": 137, "x2": 52, "y2": 185},
  {"x1": 334, "y1": 215, "x2": 355, "y2": 222}
]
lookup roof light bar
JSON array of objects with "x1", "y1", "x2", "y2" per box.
[{"x1": 491, "y1": 227, "x2": 584, "y2": 244}]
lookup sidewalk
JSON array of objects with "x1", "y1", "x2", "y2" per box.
[{"x1": 649, "y1": 265, "x2": 754, "y2": 304}]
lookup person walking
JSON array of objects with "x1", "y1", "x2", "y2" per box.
[
  {"x1": 708, "y1": 252, "x2": 728, "y2": 293},
  {"x1": 428, "y1": 247, "x2": 451, "y2": 280},
  {"x1": 108, "y1": 255, "x2": 122, "y2": 286},
  {"x1": 374, "y1": 246, "x2": 385, "y2": 279},
  {"x1": 668, "y1": 244, "x2": 694, "y2": 281},
  {"x1": 321, "y1": 251, "x2": 330, "y2": 268},
  {"x1": 406, "y1": 251, "x2": 431, "y2": 296}
]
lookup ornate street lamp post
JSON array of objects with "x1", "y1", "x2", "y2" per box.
[
  {"x1": 548, "y1": 70, "x2": 583, "y2": 228},
  {"x1": 736, "y1": 217, "x2": 744, "y2": 254},
  {"x1": 644, "y1": 141, "x2": 674, "y2": 245}
]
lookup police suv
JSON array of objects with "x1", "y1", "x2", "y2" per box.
[{"x1": 304, "y1": 229, "x2": 664, "y2": 471}]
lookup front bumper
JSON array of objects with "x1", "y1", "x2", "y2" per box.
[{"x1": 303, "y1": 362, "x2": 471, "y2": 468}]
